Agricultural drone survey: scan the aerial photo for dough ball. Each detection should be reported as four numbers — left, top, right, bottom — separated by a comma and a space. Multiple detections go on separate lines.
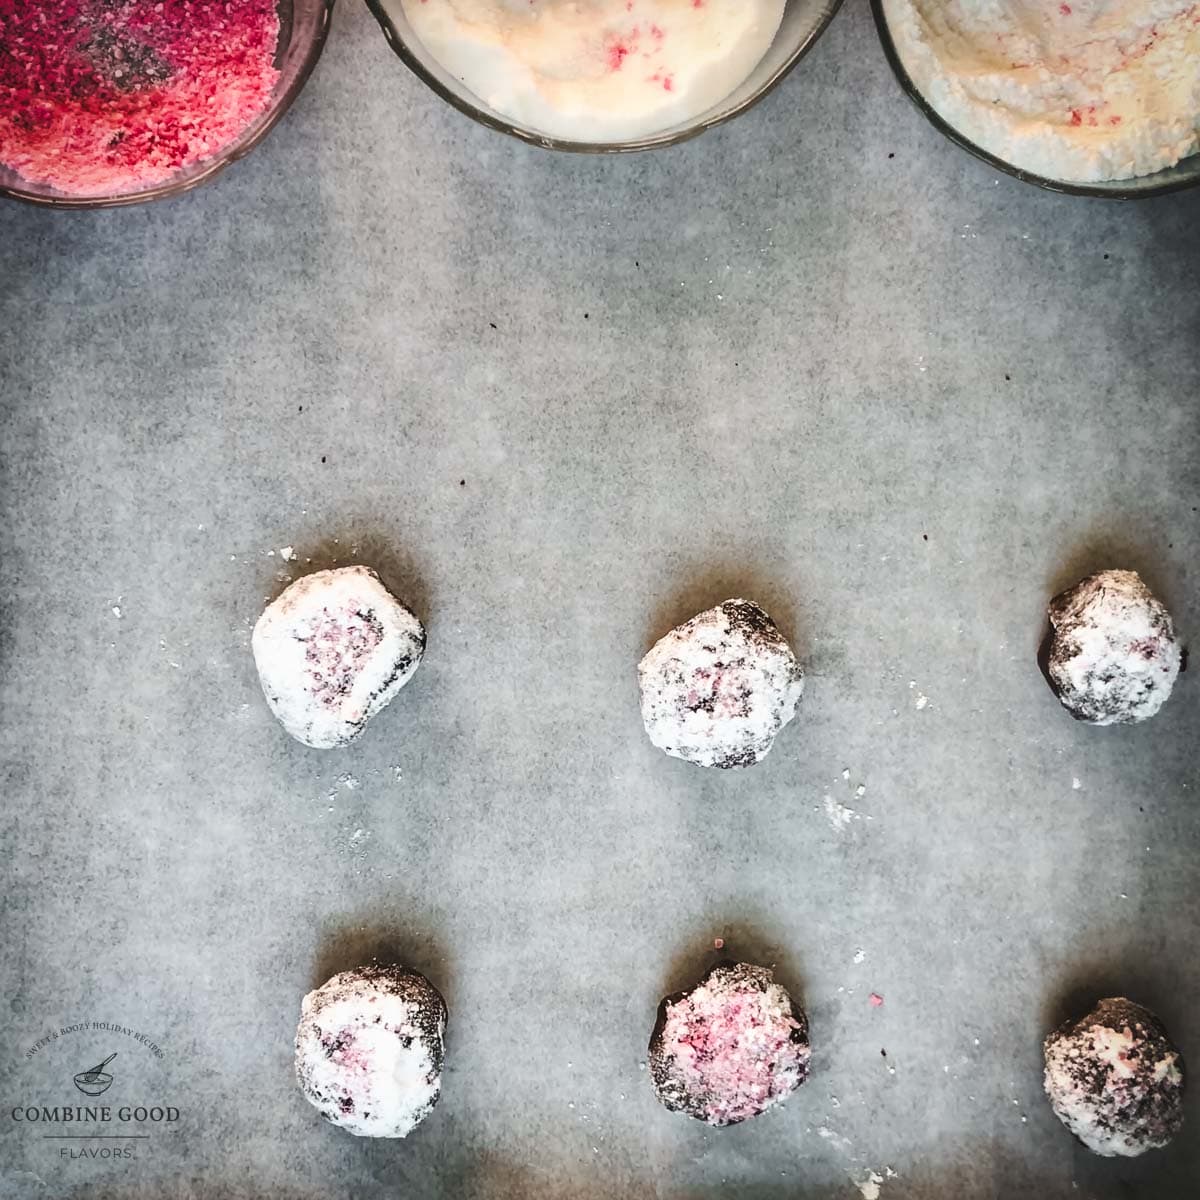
252, 566, 425, 748
648, 961, 810, 1126
1042, 569, 1181, 725
1043, 997, 1185, 1157
295, 964, 446, 1138
638, 599, 804, 768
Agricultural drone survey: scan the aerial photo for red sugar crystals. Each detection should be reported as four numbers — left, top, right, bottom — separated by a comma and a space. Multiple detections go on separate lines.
0, 0, 281, 196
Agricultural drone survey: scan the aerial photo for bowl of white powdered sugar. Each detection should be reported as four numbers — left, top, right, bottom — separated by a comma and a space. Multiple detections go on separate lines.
873, 0, 1200, 197
365, 0, 844, 152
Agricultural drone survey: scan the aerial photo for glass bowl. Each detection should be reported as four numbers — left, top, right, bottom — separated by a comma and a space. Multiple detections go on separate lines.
364, 0, 845, 153
870, 0, 1200, 199
0, 0, 336, 209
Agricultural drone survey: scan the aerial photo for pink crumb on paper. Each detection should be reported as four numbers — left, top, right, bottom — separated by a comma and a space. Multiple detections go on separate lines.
870, 993, 885, 1008
0, 0, 280, 195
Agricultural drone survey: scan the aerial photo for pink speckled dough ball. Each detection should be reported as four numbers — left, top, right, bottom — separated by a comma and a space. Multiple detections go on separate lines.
638, 599, 804, 769
252, 566, 425, 749
295, 965, 446, 1139
649, 961, 810, 1126
1042, 569, 1181, 725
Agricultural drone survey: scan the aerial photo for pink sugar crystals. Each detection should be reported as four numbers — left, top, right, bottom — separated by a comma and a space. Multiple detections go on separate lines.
649, 961, 810, 1126
0, 0, 281, 196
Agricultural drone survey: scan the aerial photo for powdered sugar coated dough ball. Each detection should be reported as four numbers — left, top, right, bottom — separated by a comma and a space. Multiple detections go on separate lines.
638, 599, 804, 769
252, 566, 425, 748
295, 965, 447, 1138
1044, 569, 1181, 725
1043, 997, 1185, 1157
649, 961, 810, 1126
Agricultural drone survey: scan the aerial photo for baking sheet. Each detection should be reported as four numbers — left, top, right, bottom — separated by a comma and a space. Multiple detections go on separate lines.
1, 1, 1198, 1197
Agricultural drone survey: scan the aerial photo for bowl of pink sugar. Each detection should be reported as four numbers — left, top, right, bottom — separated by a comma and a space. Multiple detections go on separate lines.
0, 0, 334, 208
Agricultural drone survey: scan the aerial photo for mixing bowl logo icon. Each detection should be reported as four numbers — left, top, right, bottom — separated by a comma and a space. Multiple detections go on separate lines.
73, 1053, 116, 1097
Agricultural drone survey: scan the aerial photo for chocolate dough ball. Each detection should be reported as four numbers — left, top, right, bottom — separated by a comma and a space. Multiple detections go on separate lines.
1042, 569, 1181, 725
638, 599, 804, 768
253, 565, 424, 748
649, 961, 810, 1126
295, 965, 446, 1138
1043, 996, 1185, 1157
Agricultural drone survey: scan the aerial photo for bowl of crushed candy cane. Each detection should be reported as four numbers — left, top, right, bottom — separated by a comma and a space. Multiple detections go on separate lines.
0, 0, 334, 208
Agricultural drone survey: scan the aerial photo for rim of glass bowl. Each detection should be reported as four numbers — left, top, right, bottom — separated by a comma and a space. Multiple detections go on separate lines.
869, 0, 1200, 200
363, 0, 846, 154
0, 0, 337, 210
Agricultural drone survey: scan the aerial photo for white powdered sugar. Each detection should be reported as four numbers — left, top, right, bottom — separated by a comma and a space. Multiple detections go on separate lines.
295, 966, 446, 1139
823, 794, 862, 832
252, 566, 425, 749
1045, 569, 1181, 725
401, 0, 786, 143
854, 1168, 899, 1199
1043, 997, 1185, 1156
884, 0, 1200, 182
638, 599, 804, 769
